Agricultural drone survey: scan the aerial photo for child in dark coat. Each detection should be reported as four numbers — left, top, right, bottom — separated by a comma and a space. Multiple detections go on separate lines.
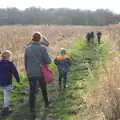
0, 50, 20, 116
54, 48, 71, 88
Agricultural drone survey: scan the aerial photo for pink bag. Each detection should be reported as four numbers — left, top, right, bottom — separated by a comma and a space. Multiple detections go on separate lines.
40, 65, 54, 84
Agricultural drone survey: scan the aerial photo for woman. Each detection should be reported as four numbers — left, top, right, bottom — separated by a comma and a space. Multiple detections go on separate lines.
24, 32, 51, 115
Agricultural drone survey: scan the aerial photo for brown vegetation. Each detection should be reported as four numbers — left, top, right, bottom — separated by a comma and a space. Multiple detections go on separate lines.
0, 25, 105, 71
1, 25, 120, 120
87, 24, 120, 120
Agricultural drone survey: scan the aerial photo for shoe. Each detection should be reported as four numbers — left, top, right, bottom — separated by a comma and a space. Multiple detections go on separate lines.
64, 84, 68, 88
2, 107, 13, 116
65, 85, 69, 88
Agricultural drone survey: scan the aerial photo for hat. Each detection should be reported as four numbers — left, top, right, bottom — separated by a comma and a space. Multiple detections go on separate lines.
60, 48, 66, 54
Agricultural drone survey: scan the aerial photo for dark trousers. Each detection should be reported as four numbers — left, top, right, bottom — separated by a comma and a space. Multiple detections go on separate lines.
28, 77, 48, 110
59, 71, 67, 85
98, 37, 101, 44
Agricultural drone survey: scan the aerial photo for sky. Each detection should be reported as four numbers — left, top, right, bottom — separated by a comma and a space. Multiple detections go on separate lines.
0, 0, 120, 13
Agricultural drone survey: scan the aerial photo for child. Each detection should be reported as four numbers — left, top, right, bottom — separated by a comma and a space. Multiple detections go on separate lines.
0, 50, 20, 116
40, 35, 49, 47
54, 48, 71, 88
86, 32, 91, 46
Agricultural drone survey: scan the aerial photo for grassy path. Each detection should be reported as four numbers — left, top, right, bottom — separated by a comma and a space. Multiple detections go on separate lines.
0, 40, 108, 120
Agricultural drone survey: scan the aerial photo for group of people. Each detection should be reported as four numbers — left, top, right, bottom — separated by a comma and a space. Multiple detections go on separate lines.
0, 32, 71, 117
86, 31, 102, 45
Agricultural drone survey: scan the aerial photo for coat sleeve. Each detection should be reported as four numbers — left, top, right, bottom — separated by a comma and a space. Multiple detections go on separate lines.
42, 47, 51, 65
24, 48, 27, 71
54, 58, 59, 65
66, 58, 72, 67
10, 62, 20, 83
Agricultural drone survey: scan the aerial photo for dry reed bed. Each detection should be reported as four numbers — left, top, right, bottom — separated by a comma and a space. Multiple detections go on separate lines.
0, 25, 104, 70
1, 25, 120, 119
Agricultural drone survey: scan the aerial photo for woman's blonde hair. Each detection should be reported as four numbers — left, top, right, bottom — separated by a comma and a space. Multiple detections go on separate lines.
1, 50, 12, 60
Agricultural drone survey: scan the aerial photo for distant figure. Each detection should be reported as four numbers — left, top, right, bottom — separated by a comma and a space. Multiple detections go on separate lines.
90, 32, 94, 44
24, 32, 51, 118
86, 32, 91, 46
54, 48, 71, 88
97, 32, 102, 44
86, 32, 94, 46
0, 50, 20, 116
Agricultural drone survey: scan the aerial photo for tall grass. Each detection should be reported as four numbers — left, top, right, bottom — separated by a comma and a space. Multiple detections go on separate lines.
0, 24, 120, 119
4, 39, 107, 120
0, 25, 106, 71
87, 24, 120, 120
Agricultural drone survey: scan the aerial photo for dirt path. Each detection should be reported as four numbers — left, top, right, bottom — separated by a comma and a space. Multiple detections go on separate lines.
4, 40, 107, 120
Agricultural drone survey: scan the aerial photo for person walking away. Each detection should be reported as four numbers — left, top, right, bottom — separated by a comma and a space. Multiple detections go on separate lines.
90, 32, 94, 44
54, 48, 71, 88
97, 32, 102, 44
0, 50, 20, 116
86, 32, 91, 46
24, 32, 51, 117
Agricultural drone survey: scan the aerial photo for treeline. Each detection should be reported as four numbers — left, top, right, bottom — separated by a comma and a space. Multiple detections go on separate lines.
0, 7, 120, 26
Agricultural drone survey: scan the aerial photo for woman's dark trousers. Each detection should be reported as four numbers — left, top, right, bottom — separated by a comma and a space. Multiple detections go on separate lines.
28, 77, 48, 111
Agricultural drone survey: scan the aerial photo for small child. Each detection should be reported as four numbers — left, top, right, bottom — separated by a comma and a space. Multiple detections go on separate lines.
40, 35, 49, 47
54, 48, 71, 88
0, 50, 20, 116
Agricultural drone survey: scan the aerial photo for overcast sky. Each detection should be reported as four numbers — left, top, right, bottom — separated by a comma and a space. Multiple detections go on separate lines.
1, 0, 120, 13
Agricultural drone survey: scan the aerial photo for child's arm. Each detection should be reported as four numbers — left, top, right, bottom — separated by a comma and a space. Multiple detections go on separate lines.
42, 47, 51, 65
66, 58, 72, 67
24, 50, 27, 71
54, 58, 59, 65
10, 62, 20, 83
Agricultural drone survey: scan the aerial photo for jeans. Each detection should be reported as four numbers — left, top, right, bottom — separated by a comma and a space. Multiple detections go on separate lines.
58, 71, 68, 86
0, 85, 12, 108
28, 77, 48, 111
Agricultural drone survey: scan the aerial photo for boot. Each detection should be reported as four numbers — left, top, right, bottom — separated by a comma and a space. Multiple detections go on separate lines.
2, 107, 13, 116
64, 84, 68, 88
